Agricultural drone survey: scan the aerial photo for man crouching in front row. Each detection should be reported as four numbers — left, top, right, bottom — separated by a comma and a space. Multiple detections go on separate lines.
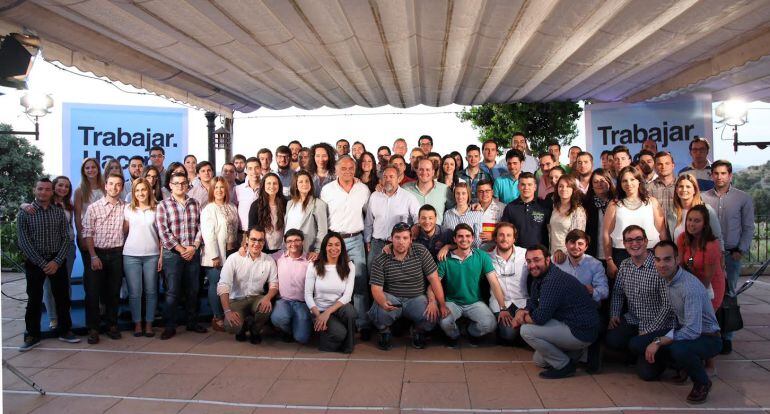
217, 226, 278, 344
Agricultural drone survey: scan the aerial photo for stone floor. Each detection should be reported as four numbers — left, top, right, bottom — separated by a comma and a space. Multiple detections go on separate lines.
3, 271, 770, 414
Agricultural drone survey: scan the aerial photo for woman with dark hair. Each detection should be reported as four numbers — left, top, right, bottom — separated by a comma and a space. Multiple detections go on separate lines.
304, 232, 357, 353
450, 151, 464, 172
285, 171, 328, 260
308, 143, 336, 197
582, 168, 615, 261
162, 162, 186, 199
248, 173, 287, 254
142, 166, 163, 202
603, 166, 667, 278
183, 154, 198, 185
439, 154, 459, 208
549, 176, 586, 255
355, 151, 379, 193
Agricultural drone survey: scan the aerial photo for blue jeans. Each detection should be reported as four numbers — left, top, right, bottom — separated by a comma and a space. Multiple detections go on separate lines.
723, 252, 742, 340
203, 266, 224, 319
43, 240, 75, 321
628, 329, 671, 381
123, 255, 159, 323
162, 248, 201, 329
368, 293, 435, 333
271, 299, 312, 344
669, 335, 722, 385
440, 301, 497, 339
344, 235, 370, 330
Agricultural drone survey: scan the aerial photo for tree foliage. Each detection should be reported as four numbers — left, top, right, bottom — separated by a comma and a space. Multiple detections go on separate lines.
733, 160, 770, 218
0, 123, 45, 222
457, 102, 582, 155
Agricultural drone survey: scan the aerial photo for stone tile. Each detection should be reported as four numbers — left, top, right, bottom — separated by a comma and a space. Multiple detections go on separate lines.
106, 353, 180, 373
716, 361, 770, 382
403, 361, 466, 382
593, 370, 686, 407
7, 349, 74, 368
253, 408, 322, 414
327, 410, 399, 414
466, 364, 542, 409
1, 392, 50, 414
3, 319, 26, 339
349, 340, 406, 360
186, 333, 252, 355
178, 402, 254, 414
279, 359, 346, 380
404, 344, 461, 361
30, 395, 121, 413
733, 340, 770, 359
663, 377, 759, 408
400, 382, 470, 409
722, 378, 770, 406
524, 364, 615, 409
193, 375, 275, 404
261, 379, 337, 405
130, 372, 216, 399
239, 338, 299, 358
51, 350, 126, 371
70, 367, 158, 396
463, 361, 530, 382
734, 328, 767, 341
220, 358, 289, 379
25, 368, 96, 392
329, 376, 402, 407
745, 326, 770, 340
460, 343, 518, 361
340, 360, 404, 381
138, 330, 212, 353
105, 399, 186, 414
3, 366, 44, 390
160, 354, 232, 375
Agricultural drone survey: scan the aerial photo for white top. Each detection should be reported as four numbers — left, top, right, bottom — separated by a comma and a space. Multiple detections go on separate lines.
548, 206, 586, 255
610, 200, 660, 248
488, 247, 529, 311
364, 187, 420, 242
285, 202, 304, 231
320, 179, 370, 234
123, 205, 160, 256
200, 202, 240, 267
81, 188, 104, 220
234, 181, 260, 232
304, 262, 355, 312
216, 251, 278, 299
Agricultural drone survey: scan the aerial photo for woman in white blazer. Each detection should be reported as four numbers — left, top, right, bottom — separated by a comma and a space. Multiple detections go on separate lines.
201, 177, 240, 331
285, 170, 329, 261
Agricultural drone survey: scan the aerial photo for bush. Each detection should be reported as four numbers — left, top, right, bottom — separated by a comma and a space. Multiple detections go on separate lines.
1, 219, 25, 271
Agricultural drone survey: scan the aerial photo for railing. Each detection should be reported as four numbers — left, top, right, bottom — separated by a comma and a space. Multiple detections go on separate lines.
747, 215, 770, 266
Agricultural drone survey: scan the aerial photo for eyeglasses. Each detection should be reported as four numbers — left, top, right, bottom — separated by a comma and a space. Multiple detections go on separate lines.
623, 236, 646, 244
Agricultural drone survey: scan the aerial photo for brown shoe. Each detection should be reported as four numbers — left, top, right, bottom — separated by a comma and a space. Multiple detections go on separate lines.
87, 329, 100, 344
211, 317, 225, 332
686, 381, 712, 404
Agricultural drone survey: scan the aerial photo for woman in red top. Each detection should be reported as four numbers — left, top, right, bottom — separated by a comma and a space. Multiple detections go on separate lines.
676, 204, 725, 310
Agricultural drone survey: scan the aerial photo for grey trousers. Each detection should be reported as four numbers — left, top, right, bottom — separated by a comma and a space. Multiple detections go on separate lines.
316, 303, 357, 353
520, 319, 591, 370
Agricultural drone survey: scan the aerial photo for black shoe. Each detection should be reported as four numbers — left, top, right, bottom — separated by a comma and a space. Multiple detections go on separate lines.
446, 337, 459, 349
377, 332, 392, 351
160, 328, 176, 340
359, 328, 372, 342
106, 326, 122, 340
87, 330, 100, 344
468, 335, 483, 347
235, 331, 248, 342
586, 342, 602, 374
249, 333, 262, 345
412, 331, 426, 349
720, 339, 732, 355
686, 380, 712, 404
186, 324, 208, 334
539, 361, 577, 379
281, 332, 295, 343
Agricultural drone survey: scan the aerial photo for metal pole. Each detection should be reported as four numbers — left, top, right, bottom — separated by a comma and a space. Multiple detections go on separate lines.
224, 117, 234, 162
3, 359, 46, 395
205, 112, 217, 172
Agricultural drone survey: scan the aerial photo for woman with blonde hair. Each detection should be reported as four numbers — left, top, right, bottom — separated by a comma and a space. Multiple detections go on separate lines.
201, 177, 240, 331
74, 158, 105, 266
668, 174, 723, 247
122, 177, 160, 337
549, 175, 586, 255
285, 170, 328, 261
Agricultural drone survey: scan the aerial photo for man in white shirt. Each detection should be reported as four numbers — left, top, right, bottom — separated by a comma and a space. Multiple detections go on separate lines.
496, 132, 538, 174
218, 226, 278, 344
320, 156, 373, 338
365, 166, 420, 271
487, 222, 528, 343
234, 157, 261, 234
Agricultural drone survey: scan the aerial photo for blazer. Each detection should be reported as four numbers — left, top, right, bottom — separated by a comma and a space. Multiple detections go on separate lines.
200, 203, 239, 267
285, 197, 329, 254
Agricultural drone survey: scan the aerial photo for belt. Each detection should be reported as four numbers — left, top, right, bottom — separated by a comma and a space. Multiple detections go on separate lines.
94, 247, 123, 253
338, 231, 362, 239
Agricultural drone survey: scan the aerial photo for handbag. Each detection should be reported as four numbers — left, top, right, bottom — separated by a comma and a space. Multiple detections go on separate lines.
716, 294, 743, 333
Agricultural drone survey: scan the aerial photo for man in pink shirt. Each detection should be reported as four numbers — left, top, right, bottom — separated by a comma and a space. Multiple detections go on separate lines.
270, 229, 313, 343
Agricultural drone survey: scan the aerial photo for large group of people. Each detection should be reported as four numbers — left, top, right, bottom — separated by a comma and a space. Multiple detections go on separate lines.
16, 133, 756, 404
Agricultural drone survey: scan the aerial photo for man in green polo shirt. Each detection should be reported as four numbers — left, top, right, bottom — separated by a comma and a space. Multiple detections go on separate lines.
438, 223, 514, 348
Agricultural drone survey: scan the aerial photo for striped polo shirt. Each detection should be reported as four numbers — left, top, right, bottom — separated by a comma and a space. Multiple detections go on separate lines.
369, 243, 437, 298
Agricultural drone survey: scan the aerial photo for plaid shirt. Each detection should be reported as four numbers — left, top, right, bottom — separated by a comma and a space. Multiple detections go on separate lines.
17, 201, 69, 268
649, 177, 675, 219
157, 195, 202, 250
457, 167, 491, 203
610, 253, 673, 333
82, 197, 126, 249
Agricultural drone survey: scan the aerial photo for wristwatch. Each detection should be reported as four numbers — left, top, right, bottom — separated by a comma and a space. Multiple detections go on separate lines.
654, 337, 662, 345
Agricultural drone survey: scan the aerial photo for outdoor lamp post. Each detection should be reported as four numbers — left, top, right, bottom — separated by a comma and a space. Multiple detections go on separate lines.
715, 99, 770, 151
0, 91, 54, 140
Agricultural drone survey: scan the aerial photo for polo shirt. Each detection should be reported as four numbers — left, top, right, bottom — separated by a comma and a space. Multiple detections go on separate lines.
501, 197, 552, 248
402, 180, 450, 224
370, 243, 437, 298
438, 248, 494, 306
415, 224, 453, 259
480, 162, 507, 179
320, 179, 371, 234
493, 174, 520, 204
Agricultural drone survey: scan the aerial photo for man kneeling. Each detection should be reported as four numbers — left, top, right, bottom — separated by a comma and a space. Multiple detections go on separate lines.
369, 223, 449, 350
515, 245, 600, 379
218, 226, 278, 344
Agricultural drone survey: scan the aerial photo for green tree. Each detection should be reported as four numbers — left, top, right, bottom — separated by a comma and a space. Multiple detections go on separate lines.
457, 102, 582, 155
0, 123, 45, 222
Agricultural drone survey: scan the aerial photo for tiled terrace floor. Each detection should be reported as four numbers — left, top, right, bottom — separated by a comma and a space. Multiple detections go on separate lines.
3, 271, 770, 414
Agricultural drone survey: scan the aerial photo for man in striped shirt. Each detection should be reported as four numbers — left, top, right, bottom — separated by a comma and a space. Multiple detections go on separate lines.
157, 172, 206, 340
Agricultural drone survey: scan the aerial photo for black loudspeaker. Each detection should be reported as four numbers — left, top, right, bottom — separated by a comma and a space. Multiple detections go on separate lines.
0, 34, 35, 88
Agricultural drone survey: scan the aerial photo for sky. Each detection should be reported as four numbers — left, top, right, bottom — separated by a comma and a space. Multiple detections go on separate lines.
1, 58, 769, 177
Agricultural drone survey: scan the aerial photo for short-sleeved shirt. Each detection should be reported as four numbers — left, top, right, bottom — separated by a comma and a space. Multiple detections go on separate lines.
370, 243, 437, 298
415, 224, 454, 260
493, 174, 520, 204
501, 197, 552, 248
438, 248, 494, 306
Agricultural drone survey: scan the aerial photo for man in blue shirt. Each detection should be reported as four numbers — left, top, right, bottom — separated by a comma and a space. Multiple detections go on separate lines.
493, 149, 524, 204
514, 245, 599, 379
645, 241, 721, 404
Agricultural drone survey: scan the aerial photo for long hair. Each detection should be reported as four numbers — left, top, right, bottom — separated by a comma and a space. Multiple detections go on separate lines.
552, 175, 582, 215
102, 159, 122, 183
314, 232, 351, 280
207, 177, 231, 204
79, 158, 104, 203
615, 166, 649, 204
453, 182, 471, 207
308, 143, 336, 176
450, 151, 464, 171
438, 154, 458, 186
129, 178, 157, 210
355, 152, 379, 191
683, 204, 716, 253
673, 174, 704, 227
290, 170, 315, 211
52, 176, 73, 212
585, 168, 616, 201
142, 165, 163, 201
164, 162, 184, 191
255, 173, 287, 232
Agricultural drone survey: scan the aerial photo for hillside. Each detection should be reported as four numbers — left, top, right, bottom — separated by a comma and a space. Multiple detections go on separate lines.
733, 161, 770, 217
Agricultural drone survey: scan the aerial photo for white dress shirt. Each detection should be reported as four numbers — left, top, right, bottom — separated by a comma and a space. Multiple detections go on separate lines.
320, 179, 370, 234
216, 251, 278, 299
364, 187, 420, 242
487, 246, 529, 311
